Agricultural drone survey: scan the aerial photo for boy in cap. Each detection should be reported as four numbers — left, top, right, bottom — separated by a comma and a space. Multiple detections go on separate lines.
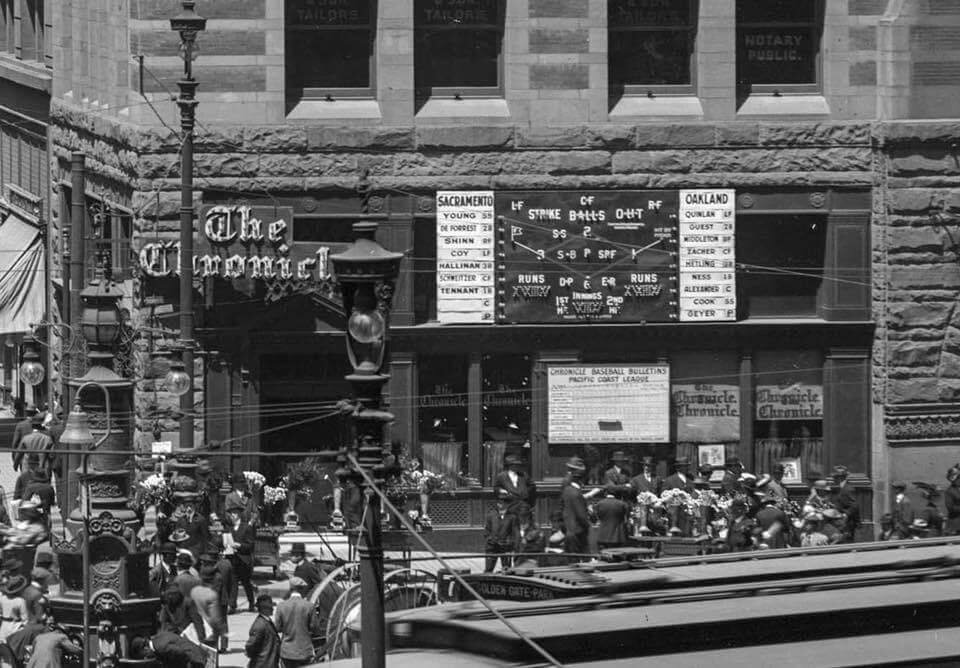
891, 480, 913, 540
483, 496, 517, 572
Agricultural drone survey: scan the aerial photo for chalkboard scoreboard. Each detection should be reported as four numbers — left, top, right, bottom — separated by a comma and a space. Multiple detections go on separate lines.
434, 189, 736, 325
496, 191, 678, 323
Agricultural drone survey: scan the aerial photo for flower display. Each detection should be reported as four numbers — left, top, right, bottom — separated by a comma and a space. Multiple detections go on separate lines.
263, 485, 287, 506
243, 471, 266, 490
635, 491, 661, 507
695, 489, 720, 510
408, 469, 448, 495
659, 489, 697, 514
135, 473, 172, 510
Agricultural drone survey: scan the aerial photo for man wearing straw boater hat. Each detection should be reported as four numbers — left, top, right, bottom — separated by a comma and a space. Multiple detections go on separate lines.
561, 456, 591, 559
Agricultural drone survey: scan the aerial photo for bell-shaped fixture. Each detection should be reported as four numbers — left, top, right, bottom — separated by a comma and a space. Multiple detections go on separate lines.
58, 403, 95, 448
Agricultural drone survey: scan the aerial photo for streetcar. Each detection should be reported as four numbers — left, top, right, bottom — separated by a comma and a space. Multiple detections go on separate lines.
322, 536, 960, 667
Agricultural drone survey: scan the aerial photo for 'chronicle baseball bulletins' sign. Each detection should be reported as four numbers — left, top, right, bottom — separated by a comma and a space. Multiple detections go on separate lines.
139, 205, 340, 284
497, 191, 679, 323
548, 365, 670, 444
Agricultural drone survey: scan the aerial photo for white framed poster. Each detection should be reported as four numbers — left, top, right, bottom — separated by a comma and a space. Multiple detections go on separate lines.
547, 365, 670, 443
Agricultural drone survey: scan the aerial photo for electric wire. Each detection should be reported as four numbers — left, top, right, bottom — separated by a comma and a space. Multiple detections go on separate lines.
348, 453, 565, 668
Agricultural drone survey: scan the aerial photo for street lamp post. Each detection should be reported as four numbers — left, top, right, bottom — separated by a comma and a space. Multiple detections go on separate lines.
170, 1, 206, 452
331, 222, 403, 668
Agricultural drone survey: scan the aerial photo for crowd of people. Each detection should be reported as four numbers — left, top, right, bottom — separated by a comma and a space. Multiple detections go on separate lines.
484, 451, 960, 569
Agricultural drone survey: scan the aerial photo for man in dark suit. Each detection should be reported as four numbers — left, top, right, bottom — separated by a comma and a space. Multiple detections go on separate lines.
9, 404, 35, 471
227, 507, 257, 613
630, 457, 661, 496
721, 457, 744, 497
603, 451, 633, 496
831, 465, 860, 542
754, 494, 789, 549
14, 414, 54, 475
275, 577, 316, 667
630, 456, 661, 496
595, 486, 631, 550
561, 457, 591, 558
149, 543, 178, 598
662, 457, 694, 493
142, 631, 207, 668
493, 454, 537, 516
246, 593, 280, 668
225, 472, 258, 522
945, 465, 960, 535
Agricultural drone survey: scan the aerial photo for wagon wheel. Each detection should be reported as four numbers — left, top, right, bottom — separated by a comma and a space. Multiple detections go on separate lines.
309, 562, 359, 657
323, 567, 440, 661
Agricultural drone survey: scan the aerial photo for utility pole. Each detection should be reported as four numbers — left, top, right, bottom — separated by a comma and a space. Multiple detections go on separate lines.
170, 1, 206, 451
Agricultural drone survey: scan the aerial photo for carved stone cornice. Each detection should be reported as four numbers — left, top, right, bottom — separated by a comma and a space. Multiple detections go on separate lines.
885, 403, 960, 445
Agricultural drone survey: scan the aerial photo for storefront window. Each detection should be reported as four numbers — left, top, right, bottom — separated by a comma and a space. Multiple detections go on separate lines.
482, 354, 531, 484
608, 0, 696, 93
418, 355, 468, 484
753, 350, 824, 482
672, 352, 741, 474
737, 214, 826, 318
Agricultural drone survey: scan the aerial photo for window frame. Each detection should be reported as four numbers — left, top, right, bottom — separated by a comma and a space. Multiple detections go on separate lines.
414, 0, 504, 101
284, 0, 378, 102
608, 0, 699, 98
735, 0, 824, 98
19, 0, 43, 64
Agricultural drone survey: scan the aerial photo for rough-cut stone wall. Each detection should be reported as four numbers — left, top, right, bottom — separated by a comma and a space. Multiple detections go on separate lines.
877, 122, 960, 405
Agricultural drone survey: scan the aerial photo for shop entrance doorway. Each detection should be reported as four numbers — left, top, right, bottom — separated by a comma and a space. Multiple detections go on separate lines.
259, 352, 352, 530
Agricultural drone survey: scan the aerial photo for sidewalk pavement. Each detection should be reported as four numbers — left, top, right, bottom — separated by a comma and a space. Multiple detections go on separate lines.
215, 550, 487, 666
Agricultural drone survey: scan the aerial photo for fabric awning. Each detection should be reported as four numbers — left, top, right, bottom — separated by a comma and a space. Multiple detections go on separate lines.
0, 213, 44, 336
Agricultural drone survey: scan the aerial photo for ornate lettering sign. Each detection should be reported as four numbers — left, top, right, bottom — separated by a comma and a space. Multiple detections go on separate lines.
673, 383, 740, 442
755, 384, 823, 420
138, 206, 337, 286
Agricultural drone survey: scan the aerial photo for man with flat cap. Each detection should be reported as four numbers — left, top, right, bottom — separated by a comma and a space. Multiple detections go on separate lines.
830, 465, 860, 541
662, 457, 694, 493
630, 456, 661, 496
561, 457, 591, 559
493, 454, 537, 517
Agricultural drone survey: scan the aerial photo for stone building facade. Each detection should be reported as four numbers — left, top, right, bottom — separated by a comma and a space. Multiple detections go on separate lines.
7, 0, 959, 531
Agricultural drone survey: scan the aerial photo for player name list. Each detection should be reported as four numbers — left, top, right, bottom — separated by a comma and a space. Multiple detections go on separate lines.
677, 189, 736, 322
436, 191, 496, 324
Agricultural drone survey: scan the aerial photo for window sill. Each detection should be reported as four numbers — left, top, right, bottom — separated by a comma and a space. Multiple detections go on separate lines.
415, 97, 510, 122
736, 94, 830, 118
0, 56, 50, 94
286, 99, 382, 122
609, 95, 704, 120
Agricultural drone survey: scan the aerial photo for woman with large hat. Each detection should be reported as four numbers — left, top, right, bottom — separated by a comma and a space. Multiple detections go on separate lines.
0, 574, 27, 642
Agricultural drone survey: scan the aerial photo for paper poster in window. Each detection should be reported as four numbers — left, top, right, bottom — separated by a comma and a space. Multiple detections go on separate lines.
698, 444, 725, 469
776, 457, 802, 484
673, 383, 740, 442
